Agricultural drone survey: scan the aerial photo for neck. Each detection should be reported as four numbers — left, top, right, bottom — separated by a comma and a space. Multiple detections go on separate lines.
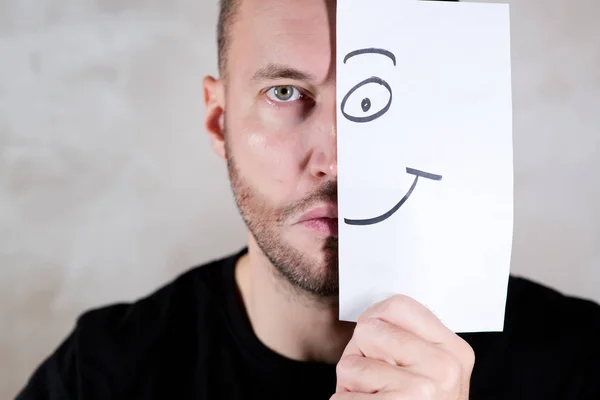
235, 237, 355, 364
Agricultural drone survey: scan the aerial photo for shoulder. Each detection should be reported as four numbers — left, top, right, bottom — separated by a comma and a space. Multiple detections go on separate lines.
505, 276, 600, 393
78, 252, 231, 331
75, 250, 241, 354
17, 250, 241, 399
465, 276, 600, 398
74, 251, 235, 340
505, 275, 600, 337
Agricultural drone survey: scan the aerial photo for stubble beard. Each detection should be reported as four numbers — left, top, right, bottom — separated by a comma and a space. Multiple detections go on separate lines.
224, 134, 339, 298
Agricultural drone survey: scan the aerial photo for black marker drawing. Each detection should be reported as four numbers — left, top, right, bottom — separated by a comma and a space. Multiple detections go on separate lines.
341, 48, 443, 225
344, 168, 443, 226
341, 48, 396, 124
344, 48, 397, 66
340, 77, 392, 123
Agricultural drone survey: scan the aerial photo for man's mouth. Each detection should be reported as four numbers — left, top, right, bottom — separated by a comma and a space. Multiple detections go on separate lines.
344, 167, 442, 226
298, 218, 339, 236
295, 205, 339, 236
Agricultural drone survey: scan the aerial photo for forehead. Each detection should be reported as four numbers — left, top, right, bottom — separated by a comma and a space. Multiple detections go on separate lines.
229, 0, 335, 83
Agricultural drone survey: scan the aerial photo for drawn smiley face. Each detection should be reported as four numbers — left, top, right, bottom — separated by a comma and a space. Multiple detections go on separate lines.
340, 48, 443, 226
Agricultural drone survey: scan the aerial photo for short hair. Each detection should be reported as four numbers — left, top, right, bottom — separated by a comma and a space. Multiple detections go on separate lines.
217, 0, 239, 77
216, 0, 458, 77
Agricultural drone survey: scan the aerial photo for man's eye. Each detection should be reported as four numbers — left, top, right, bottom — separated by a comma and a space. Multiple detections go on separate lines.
266, 85, 303, 102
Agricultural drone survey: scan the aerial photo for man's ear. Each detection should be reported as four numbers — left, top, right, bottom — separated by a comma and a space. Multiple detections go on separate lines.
203, 76, 226, 159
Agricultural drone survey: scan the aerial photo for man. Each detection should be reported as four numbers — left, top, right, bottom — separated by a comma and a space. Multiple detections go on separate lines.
17, 0, 600, 399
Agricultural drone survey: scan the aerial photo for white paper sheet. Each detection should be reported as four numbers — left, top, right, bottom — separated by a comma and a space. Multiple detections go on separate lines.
337, 0, 513, 332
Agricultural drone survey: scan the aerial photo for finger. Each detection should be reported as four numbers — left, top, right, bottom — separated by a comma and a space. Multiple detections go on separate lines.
359, 295, 452, 345
341, 318, 464, 386
342, 317, 432, 367
336, 354, 436, 394
358, 295, 475, 366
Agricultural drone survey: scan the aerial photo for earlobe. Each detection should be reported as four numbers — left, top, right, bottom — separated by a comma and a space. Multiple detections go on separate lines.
203, 76, 226, 159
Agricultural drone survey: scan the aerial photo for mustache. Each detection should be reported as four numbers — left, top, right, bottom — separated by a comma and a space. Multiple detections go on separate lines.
279, 180, 338, 222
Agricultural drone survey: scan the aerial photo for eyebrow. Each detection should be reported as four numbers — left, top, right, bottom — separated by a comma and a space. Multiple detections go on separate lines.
343, 48, 396, 66
251, 64, 316, 82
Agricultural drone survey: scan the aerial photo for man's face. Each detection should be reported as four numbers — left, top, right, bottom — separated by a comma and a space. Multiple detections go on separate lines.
221, 0, 338, 296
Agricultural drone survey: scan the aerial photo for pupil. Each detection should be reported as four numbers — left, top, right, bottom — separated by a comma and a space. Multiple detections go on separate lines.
361, 98, 371, 112
276, 86, 292, 100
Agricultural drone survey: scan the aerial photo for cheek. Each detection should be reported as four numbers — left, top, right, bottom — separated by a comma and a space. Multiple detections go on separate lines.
230, 113, 304, 202
248, 127, 299, 182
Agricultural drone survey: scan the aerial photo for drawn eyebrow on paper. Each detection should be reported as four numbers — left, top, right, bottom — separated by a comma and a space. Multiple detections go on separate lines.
344, 168, 443, 226
343, 48, 397, 66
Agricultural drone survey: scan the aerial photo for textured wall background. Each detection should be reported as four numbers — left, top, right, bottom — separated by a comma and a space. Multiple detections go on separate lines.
1, 0, 599, 397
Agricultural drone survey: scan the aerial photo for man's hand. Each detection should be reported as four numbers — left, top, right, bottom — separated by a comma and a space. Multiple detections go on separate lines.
333, 295, 475, 399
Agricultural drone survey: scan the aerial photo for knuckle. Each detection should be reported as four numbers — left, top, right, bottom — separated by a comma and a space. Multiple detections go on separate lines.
356, 311, 374, 325
386, 294, 411, 313
358, 299, 381, 321
335, 358, 347, 377
358, 294, 417, 322
355, 316, 380, 339
446, 361, 463, 387
336, 354, 365, 378
357, 306, 380, 324
357, 306, 372, 323
462, 341, 476, 368
412, 376, 438, 399
438, 353, 463, 390
452, 336, 476, 370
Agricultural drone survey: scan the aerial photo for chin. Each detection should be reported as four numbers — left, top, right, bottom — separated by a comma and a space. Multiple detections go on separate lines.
259, 230, 339, 297
292, 235, 339, 274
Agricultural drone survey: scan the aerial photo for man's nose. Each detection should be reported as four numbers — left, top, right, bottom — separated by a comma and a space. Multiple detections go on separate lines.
308, 102, 338, 179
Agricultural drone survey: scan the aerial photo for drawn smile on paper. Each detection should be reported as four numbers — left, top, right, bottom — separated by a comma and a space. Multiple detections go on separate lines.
344, 168, 442, 226
341, 47, 443, 226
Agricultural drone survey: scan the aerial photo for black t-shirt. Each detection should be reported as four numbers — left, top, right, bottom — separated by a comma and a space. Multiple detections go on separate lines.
17, 248, 600, 399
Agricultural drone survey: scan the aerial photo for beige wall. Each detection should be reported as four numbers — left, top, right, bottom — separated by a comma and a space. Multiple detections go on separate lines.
1, 0, 599, 397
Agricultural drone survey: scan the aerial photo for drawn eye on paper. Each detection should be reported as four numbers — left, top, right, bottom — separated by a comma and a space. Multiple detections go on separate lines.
341, 47, 443, 226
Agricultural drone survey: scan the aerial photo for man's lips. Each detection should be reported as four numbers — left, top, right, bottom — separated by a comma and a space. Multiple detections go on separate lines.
296, 206, 338, 223
295, 205, 339, 236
